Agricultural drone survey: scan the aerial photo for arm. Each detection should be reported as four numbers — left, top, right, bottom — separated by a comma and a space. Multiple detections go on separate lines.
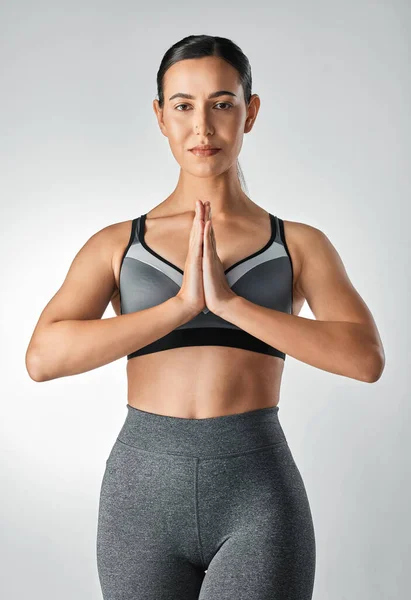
216, 223, 385, 383
25, 223, 196, 382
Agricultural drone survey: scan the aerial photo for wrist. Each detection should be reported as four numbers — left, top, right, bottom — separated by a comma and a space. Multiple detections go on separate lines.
214, 293, 241, 319
173, 295, 202, 321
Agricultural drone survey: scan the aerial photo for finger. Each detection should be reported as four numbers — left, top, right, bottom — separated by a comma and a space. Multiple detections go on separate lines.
196, 200, 205, 226
194, 200, 199, 225
205, 201, 210, 221
204, 219, 211, 252
198, 203, 206, 243
191, 201, 199, 240
192, 201, 203, 249
189, 202, 197, 244
199, 200, 205, 222
210, 218, 216, 253
208, 219, 216, 256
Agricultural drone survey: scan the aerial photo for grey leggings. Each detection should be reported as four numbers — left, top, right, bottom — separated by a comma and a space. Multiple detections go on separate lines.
97, 404, 316, 599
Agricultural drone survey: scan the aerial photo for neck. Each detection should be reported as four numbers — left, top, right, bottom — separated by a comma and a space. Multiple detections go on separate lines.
165, 163, 254, 219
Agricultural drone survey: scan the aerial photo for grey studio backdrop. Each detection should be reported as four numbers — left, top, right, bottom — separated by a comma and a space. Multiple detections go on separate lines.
1, 1, 409, 599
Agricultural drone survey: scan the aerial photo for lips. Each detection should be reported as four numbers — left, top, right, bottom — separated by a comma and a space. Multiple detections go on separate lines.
190, 147, 221, 157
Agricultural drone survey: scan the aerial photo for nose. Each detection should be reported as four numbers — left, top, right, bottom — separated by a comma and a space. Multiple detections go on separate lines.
194, 113, 214, 136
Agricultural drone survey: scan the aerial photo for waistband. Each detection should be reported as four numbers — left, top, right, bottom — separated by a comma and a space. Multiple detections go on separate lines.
116, 404, 287, 458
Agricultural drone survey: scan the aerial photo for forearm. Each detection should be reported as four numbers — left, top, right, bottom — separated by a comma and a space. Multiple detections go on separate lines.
217, 296, 383, 382
26, 297, 196, 382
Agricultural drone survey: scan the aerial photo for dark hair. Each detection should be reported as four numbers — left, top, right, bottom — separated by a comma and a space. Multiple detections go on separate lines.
156, 34, 252, 195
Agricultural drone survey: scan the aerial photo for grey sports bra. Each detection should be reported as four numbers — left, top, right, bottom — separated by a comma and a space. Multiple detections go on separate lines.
119, 213, 294, 360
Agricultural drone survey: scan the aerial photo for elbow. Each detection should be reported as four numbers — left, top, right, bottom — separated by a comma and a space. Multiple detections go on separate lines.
25, 351, 50, 382
361, 346, 385, 383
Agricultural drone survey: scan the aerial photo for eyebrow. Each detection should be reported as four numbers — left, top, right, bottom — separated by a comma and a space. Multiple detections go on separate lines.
168, 90, 237, 101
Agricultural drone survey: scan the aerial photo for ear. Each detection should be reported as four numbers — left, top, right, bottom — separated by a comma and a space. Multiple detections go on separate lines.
244, 94, 260, 133
152, 99, 168, 138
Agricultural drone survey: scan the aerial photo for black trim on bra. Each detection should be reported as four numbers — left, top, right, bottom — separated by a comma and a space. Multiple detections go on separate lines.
139, 213, 184, 274
225, 213, 277, 274
278, 218, 294, 312
127, 327, 286, 360
139, 212, 277, 275
119, 218, 138, 316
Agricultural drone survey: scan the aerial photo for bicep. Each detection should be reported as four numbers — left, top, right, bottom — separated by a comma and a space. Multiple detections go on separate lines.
29, 225, 117, 344
296, 224, 379, 333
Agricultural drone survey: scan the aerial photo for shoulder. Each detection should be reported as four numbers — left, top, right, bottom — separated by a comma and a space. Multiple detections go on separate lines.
283, 217, 353, 304
281, 218, 330, 296
105, 219, 139, 292
59, 218, 140, 311
282, 218, 328, 250
282, 215, 323, 233
104, 218, 136, 248
283, 220, 328, 252
283, 219, 341, 267
83, 218, 134, 248
78, 219, 137, 299
87, 219, 135, 262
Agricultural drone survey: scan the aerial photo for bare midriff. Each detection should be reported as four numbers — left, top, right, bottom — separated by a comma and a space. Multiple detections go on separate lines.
111, 205, 305, 419
125, 346, 285, 419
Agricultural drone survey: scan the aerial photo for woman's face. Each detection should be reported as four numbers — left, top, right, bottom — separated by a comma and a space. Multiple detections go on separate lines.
153, 56, 259, 177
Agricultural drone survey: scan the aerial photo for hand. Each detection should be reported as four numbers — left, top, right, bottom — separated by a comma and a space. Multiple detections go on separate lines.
176, 200, 206, 316
202, 201, 238, 315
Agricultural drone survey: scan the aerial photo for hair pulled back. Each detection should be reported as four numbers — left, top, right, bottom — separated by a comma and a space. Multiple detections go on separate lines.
156, 34, 252, 194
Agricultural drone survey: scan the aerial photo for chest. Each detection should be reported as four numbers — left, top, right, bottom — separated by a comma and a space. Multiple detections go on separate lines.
142, 213, 275, 275
111, 213, 304, 317
120, 214, 294, 316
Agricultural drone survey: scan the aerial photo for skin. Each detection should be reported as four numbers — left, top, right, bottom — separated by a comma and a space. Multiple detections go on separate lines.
119, 56, 298, 417
108, 55, 384, 418
26, 54, 384, 407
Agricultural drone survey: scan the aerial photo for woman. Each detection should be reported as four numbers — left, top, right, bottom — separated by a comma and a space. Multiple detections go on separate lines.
26, 34, 385, 600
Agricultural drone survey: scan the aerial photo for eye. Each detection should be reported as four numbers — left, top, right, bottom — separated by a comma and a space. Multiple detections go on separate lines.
174, 102, 233, 111
214, 102, 233, 110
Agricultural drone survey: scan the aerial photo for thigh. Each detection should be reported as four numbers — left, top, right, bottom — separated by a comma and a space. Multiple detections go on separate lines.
199, 530, 315, 600
197, 442, 316, 600
96, 440, 205, 600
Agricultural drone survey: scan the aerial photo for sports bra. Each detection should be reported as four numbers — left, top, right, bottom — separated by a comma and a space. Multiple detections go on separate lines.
119, 212, 294, 360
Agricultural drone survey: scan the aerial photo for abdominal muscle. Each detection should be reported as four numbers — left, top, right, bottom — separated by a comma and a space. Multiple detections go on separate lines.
110, 214, 304, 419
125, 346, 284, 419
